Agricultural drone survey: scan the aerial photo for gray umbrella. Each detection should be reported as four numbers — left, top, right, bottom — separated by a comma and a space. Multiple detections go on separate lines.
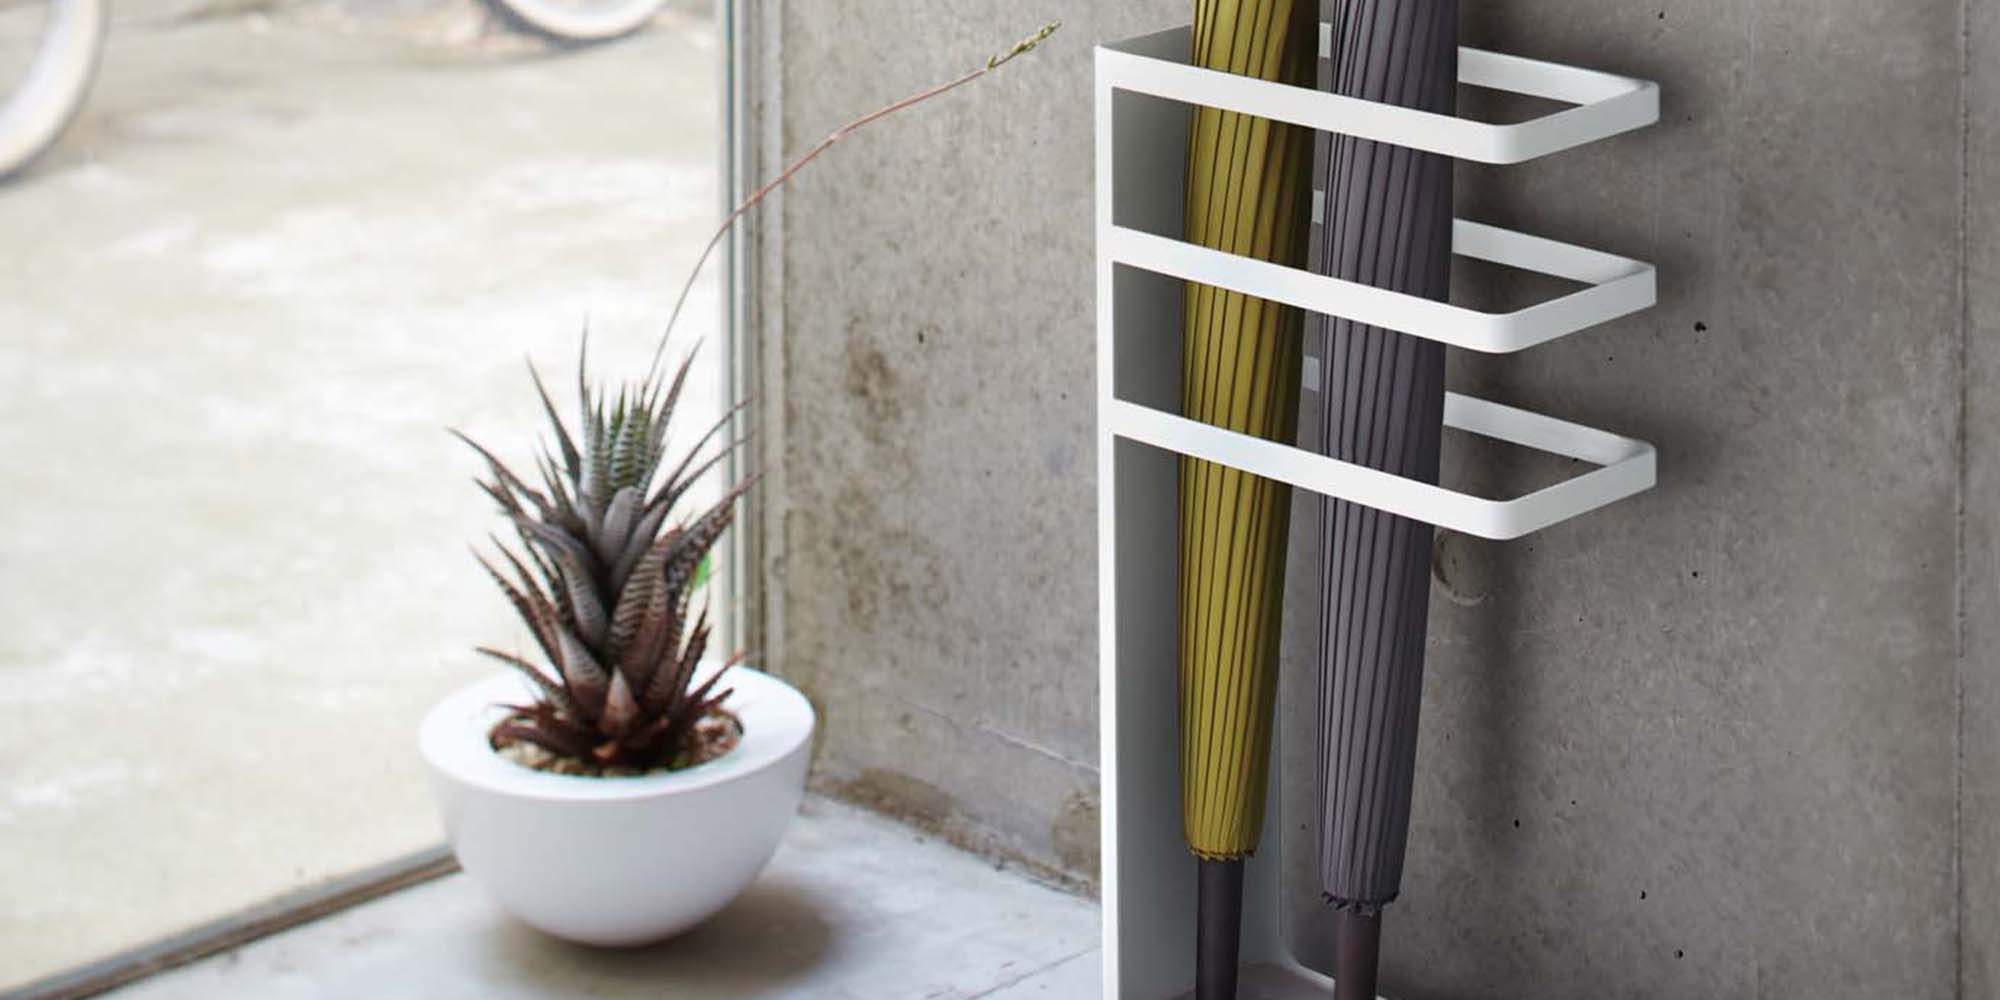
1307, 2, 1459, 998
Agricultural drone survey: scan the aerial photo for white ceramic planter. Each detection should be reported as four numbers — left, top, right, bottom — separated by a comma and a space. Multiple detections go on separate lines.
420, 666, 814, 946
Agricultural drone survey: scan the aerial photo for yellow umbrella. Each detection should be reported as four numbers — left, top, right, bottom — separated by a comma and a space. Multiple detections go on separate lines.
1178, 1, 1317, 996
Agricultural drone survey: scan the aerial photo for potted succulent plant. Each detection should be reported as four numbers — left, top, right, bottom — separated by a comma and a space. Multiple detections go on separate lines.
419, 21, 1060, 948
421, 347, 814, 946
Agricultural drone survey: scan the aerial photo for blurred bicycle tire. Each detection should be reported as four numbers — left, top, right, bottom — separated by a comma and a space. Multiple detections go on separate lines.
0, 0, 106, 181
480, 0, 669, 44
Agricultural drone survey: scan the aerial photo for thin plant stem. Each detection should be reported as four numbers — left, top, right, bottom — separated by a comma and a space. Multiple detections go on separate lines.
647, 20, 1061, 376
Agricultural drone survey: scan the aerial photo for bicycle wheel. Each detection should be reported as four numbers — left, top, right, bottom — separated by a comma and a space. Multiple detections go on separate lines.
0, 0, 105, 181
481, 0, 670, 44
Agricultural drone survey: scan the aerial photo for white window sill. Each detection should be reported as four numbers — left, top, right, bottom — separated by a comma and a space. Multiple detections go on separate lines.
105, 797, 1099, 999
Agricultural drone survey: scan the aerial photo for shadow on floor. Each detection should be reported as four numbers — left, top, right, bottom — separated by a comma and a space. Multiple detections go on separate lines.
485, 879, 837, 994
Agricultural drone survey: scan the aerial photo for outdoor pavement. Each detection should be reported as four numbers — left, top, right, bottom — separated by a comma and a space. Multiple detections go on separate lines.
0, 1, 729, 985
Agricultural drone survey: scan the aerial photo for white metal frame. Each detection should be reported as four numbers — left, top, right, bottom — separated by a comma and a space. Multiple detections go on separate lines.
1097, 25, 1661, 999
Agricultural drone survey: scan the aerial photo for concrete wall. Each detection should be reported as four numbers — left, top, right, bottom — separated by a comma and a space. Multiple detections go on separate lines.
1965, 1, 2000, 997
738, 3, 1167, 884
744, 2, 1996, 996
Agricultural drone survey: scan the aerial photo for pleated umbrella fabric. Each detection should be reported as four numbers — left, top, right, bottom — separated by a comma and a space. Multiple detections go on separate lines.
1178, 0, 1319, 862
1308, 0, 1457, 911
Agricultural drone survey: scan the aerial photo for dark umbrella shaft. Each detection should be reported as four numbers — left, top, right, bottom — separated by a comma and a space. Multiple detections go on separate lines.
1309, 0, 1459, 993
1196, 859, 1246, 999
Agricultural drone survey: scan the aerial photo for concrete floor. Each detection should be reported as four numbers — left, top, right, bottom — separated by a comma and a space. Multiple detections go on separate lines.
108, 797, 1102, 1000
0, 2, 726, 985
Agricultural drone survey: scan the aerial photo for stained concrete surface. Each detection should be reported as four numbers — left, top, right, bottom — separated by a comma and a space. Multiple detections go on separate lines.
1962, 0, 2000, 996
0, 3, 723, 986
748, 2, 1164, 893
749, 2, 1993, 997
107, 797, 1100, 1000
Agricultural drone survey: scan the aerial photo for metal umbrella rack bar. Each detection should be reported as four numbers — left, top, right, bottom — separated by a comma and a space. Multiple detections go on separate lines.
1096, 24, 1660, 1000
